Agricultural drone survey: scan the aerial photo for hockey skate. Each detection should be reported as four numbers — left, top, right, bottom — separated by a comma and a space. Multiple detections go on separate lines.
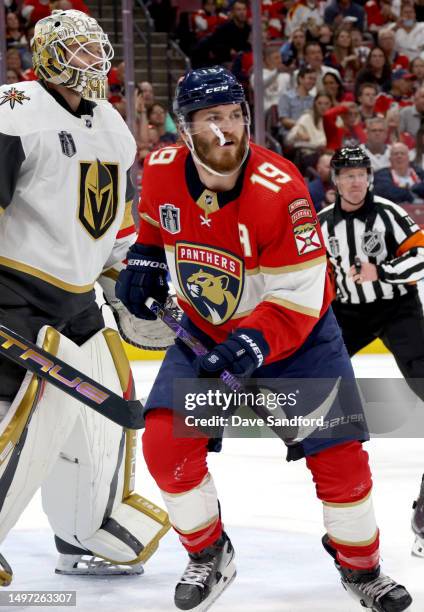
322, 535, 412, 612
174, 531, 236, 611
411, 473, 424, 557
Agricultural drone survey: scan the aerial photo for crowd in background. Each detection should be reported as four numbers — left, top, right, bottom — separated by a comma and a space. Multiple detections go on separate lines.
4, 0, 424, 214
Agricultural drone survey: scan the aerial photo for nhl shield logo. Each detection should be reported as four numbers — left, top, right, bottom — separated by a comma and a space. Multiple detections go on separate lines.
176, 242, 244, 325
59, 131, 76, 158
361, 231, 384, 257
160, 203, 181, 234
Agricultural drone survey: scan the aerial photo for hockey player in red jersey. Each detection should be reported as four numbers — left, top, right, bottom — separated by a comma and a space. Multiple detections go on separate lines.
117, 67, 412, 611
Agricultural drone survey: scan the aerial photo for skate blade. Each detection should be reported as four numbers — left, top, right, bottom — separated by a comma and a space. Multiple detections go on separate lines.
191, 561, 237, 612
55, 566, 144, 576
411, 535, 424, 557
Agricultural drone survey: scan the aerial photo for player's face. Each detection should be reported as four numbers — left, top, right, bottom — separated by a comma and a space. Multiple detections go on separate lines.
336, 168, 369, 207
190, 104, 248, 174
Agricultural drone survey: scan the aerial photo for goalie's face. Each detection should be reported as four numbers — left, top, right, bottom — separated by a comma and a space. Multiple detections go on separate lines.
65, 40, 107, 72
188, 104, 249, 174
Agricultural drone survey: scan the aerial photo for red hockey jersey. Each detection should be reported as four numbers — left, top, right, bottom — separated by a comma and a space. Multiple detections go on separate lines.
137, 143, 333, 363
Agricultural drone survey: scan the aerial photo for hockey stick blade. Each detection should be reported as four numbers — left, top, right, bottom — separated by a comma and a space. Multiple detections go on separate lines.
0, 326, 144, 429
146, 299, 336, 443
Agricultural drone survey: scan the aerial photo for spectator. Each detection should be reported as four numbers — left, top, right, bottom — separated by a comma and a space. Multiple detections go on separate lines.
147, 103, 178, 145
411, 57, 424, 90
365, 0, 397, 32
262, 0, 285, 39
250, 45, 291, 112
355, 46, 392, 98
324, 0, 365, 32
323, 101, 367, 150
21, 0, 51, 24
357, 82, 378, 121
191, 0, 227, 41
285, 0, 323, 38
361, 116, 391, 172
6, 68, 19, 84
378, 27, 409, 71
394, 3, 424, 60
399, 86, 424, 137
107, 61, 125, 101
412, 126, 424, 171
318, 23, 334, 57
307, 151, 336, 211
136, 80, 177, 134
299, 41, 341, 93
6, 48, 24, 80
374, 142, 424, 204
373, 69, 416, 115
321, 71, 352, 103
278, 66, 317, 134
325, 27, 360, 81
280, 28, 306, 70
350, 28, 370, 67
205, 0, 251, 66
286, 92, 332, 151
386, 105, 416, 150
6, 12, 27, 48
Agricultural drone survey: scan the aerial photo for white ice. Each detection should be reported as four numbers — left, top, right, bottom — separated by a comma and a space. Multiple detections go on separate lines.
3, 354, 424, 612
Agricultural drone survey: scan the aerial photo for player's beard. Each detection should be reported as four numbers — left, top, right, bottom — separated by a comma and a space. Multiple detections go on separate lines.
192, 130, 248, 174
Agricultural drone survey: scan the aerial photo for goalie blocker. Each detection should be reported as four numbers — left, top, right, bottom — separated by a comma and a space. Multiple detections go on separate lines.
0, 325, 170, 582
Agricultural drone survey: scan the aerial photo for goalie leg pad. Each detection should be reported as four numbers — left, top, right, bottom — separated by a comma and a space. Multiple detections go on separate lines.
42, 328, 170, 566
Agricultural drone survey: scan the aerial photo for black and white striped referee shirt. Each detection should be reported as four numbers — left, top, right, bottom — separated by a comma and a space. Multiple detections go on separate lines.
318, 194, 424, 304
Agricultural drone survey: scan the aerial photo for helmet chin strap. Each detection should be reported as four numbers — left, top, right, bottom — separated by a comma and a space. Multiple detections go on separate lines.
182, 121, 250, 178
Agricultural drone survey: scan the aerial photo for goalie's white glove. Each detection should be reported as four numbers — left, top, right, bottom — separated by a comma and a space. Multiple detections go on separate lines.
98, 266, 177, 351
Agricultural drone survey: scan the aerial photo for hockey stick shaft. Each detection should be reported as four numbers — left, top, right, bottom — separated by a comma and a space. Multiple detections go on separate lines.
0, 326, 144, 429
145, 299, 243, 392
146, 299, 337, 444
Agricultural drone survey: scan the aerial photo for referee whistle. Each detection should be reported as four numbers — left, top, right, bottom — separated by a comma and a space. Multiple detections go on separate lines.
354, 256, 362, 274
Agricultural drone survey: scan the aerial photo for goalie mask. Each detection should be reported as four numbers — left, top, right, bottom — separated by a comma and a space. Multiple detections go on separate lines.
31, 9, 113, 100
173, 66, 251, 177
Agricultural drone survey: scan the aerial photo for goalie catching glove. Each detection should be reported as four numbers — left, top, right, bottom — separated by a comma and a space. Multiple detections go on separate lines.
195, 329, 269, 378
98, 246, 176, 350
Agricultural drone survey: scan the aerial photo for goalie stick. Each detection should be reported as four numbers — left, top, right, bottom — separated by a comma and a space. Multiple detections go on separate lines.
0, 326, 144, 429
146, 299, 339, 444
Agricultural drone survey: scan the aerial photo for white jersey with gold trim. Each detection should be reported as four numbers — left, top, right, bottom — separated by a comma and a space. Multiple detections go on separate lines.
0, 80, 136, 299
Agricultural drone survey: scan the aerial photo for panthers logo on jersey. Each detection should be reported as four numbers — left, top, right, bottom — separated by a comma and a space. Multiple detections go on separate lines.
78, 160, 119, 239
176, 243, 244, 325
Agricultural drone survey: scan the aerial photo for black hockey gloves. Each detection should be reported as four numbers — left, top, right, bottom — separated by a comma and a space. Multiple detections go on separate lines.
195, 329, 269, 379
116, 244, 169, 320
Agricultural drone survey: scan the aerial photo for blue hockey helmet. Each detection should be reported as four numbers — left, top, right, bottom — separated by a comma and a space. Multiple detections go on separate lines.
173, 66, 251, 177
173, 66, 246, 120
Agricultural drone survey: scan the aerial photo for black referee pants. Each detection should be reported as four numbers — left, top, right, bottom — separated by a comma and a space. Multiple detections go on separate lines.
0, 284, 105, 402
333, 292, 424, 401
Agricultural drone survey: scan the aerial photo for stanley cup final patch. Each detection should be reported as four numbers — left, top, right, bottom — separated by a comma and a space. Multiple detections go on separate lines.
160, 203, 181, 234
294, 222, 322, 255
59, 131, 77, 157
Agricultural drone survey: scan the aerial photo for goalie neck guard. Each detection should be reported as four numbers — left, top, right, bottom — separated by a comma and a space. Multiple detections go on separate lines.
31, 9, 113, 100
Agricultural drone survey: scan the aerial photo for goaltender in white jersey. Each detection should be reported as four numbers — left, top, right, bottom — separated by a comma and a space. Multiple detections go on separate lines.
0, 10, 169, 586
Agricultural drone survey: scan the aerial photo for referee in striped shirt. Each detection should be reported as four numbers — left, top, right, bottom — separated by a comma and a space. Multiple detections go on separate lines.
318, 146, 424, 400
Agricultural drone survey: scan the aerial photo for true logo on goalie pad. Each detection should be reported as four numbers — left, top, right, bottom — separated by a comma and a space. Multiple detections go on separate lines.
160, 204, 181, 234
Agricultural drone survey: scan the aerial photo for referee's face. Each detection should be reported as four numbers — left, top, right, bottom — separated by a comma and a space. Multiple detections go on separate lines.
336, 168, 368, 209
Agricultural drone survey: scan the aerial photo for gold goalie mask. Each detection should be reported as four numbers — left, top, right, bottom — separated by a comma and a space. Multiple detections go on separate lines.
31, 9, 113, 100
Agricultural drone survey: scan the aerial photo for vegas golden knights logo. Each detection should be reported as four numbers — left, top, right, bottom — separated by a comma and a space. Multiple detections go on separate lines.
78, 160, 119, 239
